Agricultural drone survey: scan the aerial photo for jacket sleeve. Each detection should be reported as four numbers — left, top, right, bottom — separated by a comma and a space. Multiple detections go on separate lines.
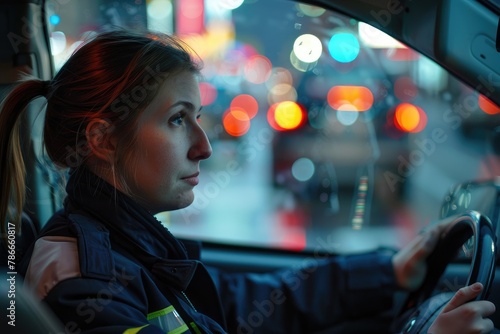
207, 249, 399, 334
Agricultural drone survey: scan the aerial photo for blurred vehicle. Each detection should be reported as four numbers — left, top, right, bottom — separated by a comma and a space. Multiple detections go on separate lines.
1, 0, 500, 332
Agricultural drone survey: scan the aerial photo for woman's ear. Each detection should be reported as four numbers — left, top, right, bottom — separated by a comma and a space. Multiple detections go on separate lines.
86, 119, 117, 163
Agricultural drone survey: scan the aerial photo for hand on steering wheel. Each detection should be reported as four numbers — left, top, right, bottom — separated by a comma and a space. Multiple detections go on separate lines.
392, 210, 496, 333
427, 282, 496, 334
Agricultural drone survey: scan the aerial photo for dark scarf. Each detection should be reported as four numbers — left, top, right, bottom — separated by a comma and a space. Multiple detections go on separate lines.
64, 166, 189, 262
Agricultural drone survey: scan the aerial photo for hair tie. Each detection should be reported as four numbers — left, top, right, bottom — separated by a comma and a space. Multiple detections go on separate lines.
41, 80, 51, 97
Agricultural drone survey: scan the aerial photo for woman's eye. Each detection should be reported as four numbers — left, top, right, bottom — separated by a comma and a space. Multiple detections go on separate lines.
170, 113, 185, 126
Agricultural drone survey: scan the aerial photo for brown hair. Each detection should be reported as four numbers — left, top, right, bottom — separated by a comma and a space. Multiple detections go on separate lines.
0, 30, 201, 235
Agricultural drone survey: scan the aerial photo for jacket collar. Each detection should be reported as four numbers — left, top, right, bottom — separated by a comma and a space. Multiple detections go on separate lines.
65, 166, 196, 289
64, 167, 227, 328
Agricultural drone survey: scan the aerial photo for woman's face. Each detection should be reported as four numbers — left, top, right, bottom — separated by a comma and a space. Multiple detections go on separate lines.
122, 70, 212, 213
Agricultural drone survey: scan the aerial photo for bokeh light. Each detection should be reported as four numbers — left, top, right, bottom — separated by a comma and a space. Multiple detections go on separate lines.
147, 0, 172, 19
179, 0, 203, 18
328, 32, 360, 63
268, 84, 297, 104
337, 110, 359, 126
244, 55, 272, 84
49, 14, 61, 26
327, 86, 373, 111
223, 109, 251, 136
394, 103, 427, 133
181, 20, 235, 59
265, 67, 293, 89
296, 4, 326, 17
290, 50, 317, 72
199, 82, 217, 106
275, 102, 304, 130
273, 209, 307, 251
358, 22, 405, 49
218, 0, 244, 10
147, 0, 173, 33
478, 95, 500, 115
292, 158, 315, 182
176, 0, 204, 34
293, 34, 323, 63
267, 101, 305, 131
49, 31, 66, 56
230, 94, 259, 119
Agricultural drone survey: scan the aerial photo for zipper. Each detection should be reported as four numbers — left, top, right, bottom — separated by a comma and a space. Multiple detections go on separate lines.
181, 290, 197, 312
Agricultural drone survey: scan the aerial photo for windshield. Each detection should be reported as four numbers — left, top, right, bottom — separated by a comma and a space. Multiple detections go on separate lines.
46, 0, 500, 253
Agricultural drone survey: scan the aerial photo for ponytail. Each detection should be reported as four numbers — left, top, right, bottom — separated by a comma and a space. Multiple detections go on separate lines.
0, 79, 47, 237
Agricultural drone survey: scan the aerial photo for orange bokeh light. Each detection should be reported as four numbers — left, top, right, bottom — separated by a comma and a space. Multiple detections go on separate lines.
394, 103, 427, 133
223, 109, 250, 136
230, 94, 259, 119
478, 95, 500, 115
267, 101, 305, 131
327, 86, 374, 111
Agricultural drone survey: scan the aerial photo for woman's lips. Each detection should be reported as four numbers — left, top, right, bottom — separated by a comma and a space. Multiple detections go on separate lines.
182, 173, 199, 186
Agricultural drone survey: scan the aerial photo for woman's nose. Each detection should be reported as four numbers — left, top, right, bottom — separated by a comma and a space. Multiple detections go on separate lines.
189, 124, 212, 161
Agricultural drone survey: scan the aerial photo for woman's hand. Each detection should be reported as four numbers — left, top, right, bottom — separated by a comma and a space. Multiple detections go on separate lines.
392, 221, 449, 291
428, 282, 496, 334
392, 222, 496, 333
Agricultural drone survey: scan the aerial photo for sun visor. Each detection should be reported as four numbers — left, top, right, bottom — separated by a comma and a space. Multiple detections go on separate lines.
433, 0, 500, 105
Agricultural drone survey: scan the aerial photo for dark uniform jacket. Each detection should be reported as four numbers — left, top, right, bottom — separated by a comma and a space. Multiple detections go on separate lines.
21, 167, 399, 333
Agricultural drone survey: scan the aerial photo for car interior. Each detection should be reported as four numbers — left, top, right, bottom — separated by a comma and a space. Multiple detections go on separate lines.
1, 0, 500, 333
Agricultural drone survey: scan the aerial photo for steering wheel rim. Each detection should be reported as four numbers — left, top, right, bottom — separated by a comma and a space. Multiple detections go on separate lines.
392, 210, 496, 333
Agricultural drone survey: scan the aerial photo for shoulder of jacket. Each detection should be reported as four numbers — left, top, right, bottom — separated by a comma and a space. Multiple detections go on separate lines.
24, 213, 115, 299
67, 213, 115, 280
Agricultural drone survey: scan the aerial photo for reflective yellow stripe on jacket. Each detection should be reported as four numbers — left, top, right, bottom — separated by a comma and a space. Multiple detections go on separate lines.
123, 325, 149, 334
147, 306, 190, 334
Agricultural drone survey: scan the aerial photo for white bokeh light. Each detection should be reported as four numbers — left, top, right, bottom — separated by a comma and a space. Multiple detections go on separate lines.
337, 108, 359, 126
147, 0, 173, 33
49, 31, 66, 56
293, 34, 322, 63
219, 0, 244, 10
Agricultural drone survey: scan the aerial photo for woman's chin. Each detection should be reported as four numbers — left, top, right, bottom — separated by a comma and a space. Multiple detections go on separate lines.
142, 195, 194, 214
169, 194, 195, 211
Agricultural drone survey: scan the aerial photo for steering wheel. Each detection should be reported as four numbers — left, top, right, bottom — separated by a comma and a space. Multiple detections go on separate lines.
391, 210, 496, 333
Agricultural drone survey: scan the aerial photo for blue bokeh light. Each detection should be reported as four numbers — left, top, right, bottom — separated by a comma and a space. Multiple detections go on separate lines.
328, 32, 360, 63
49, 14, 61, 26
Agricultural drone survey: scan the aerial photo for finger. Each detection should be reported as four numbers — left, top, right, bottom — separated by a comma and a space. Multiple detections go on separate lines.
470, 300, 497, 317
454, 303, 496, 332
442, 283, 483, 313
482, 317, 496, 333
456, 299, 497, 319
